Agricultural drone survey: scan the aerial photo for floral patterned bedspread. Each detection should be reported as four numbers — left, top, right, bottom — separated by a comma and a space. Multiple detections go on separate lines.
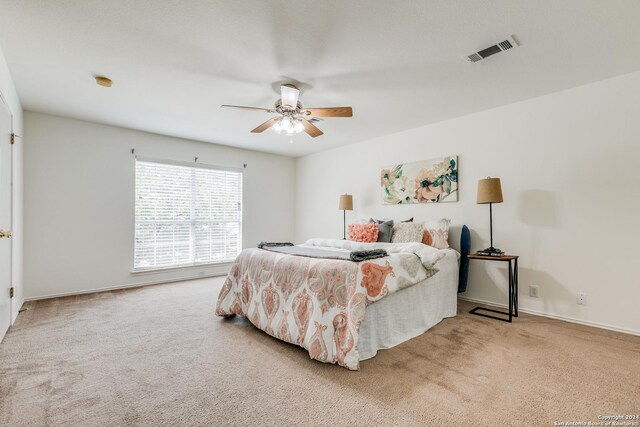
215, 239, 446, 370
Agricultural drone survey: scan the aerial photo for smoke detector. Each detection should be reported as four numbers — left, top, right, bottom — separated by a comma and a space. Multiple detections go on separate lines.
465, 36, 520, 63
95, 76, 113, 87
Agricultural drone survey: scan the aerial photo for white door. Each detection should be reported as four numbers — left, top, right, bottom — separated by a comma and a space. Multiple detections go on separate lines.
0, 96, 12, 342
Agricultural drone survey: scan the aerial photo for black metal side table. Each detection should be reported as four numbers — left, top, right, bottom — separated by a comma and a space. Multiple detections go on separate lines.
468, 254, 519, 323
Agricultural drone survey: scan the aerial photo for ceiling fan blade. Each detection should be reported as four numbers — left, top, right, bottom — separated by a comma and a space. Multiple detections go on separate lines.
301, 118, 324, 138
251, 117, 279, 133
221, 105, 275, 113
304, 107, 353, 118
280, 84, 300, 109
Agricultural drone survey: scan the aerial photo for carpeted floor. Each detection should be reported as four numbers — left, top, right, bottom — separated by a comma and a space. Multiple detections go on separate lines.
1, 278, 638, 426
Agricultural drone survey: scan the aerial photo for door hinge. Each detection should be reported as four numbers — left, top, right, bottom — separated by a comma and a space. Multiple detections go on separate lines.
11, 133, 15, 145
9, 287, 14, 298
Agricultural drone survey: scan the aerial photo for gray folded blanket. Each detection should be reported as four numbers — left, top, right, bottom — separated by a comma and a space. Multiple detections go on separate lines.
349, 249, 388, 262
258, 243, 388, 262
257, 242, 294, 249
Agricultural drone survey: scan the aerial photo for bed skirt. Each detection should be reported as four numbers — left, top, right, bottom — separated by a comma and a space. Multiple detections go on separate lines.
358, 249, 459, 360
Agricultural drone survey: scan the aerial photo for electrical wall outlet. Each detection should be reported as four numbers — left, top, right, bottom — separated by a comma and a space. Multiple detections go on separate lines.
577, 293, 587, 305
529, 285, 539, 298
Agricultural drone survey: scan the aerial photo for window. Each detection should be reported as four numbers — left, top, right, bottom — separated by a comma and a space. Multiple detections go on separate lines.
134, 158, 242, 271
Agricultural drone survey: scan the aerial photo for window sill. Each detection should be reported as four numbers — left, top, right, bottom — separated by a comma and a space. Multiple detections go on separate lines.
130, 261, 234, 276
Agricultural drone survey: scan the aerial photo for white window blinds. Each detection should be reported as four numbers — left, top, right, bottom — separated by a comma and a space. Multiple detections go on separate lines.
134, 158, 242, 271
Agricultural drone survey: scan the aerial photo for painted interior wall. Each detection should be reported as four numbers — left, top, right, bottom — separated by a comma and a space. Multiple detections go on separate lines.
0, 45, 24, 323
295, 71, 640, 335
24, 112, 296, 299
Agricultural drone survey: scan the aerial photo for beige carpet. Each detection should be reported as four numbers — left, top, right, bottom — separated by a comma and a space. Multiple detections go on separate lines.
1, 278, 638, 427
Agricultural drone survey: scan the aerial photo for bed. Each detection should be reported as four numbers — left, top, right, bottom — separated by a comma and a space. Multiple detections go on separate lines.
215, 237, 463, 370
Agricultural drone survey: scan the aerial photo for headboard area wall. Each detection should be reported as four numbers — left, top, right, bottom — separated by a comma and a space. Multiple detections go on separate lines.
294, 70, 640, 335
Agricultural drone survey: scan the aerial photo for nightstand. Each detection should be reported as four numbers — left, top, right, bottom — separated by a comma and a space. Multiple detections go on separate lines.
467, 254, 519, 323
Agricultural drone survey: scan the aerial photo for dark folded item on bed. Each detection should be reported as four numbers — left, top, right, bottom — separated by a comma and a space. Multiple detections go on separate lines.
349, 249, 388, 262
257, 242, 294, 249
260, 244, 388, 262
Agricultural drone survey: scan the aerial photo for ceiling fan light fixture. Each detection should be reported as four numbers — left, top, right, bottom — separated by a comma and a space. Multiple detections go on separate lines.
280, 84, 300, 109
273, 116, 302, 134
272, 116, 304, 135
222, 83, 351, 138
281, 116, 293, 131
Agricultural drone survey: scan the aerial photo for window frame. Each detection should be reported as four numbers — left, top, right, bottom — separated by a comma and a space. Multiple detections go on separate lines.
132, 156, 243, 273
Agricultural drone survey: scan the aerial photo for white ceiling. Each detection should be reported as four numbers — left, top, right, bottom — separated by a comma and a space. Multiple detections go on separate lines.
1, 0, 640, 157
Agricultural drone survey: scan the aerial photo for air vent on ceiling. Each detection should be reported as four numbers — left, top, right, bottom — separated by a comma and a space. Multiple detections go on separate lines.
465, 36, 519, 63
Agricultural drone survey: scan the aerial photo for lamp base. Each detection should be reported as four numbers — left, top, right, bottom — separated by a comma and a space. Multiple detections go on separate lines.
477, 246, 504, 256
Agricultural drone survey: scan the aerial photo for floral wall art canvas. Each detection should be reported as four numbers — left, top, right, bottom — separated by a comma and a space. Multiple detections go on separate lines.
381, 155, 458, 204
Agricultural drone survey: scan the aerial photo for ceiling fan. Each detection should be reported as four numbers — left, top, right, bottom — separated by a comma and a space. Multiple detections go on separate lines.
221, 84, 352, 138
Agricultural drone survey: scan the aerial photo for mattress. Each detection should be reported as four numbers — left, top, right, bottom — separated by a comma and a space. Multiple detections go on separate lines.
358, 249, 459, 360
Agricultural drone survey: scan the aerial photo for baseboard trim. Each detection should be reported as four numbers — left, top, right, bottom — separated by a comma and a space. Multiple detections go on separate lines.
24, 273, 228, 302
458, 296, 640, 337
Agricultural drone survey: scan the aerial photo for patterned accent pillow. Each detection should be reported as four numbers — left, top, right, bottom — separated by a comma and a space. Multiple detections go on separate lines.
348, 223, 379, 243
422, 218, 451, 249
391, 222, 423, 243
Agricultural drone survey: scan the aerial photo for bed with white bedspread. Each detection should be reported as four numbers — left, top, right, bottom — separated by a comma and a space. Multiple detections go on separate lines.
215, 238, 459, 370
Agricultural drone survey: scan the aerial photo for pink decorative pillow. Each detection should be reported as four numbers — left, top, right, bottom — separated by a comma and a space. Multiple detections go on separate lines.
348, 223, 379, 243
422, 218, 451, 249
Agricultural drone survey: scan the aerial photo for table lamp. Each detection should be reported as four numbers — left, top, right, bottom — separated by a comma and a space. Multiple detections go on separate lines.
476, 177, 503, 255
338, 194, 353, 240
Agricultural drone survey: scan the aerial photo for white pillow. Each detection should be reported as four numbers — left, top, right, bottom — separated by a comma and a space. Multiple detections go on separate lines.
391, 222, 424, 243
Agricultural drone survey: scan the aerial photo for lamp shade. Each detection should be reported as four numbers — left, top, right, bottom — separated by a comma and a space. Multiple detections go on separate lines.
477, 178, 503, 204
338, 194, 353, 210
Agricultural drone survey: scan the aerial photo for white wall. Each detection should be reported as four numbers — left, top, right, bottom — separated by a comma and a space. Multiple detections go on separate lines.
24, 112, 296, 299
0, 45, 24, 323
295, 71, 640, 335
